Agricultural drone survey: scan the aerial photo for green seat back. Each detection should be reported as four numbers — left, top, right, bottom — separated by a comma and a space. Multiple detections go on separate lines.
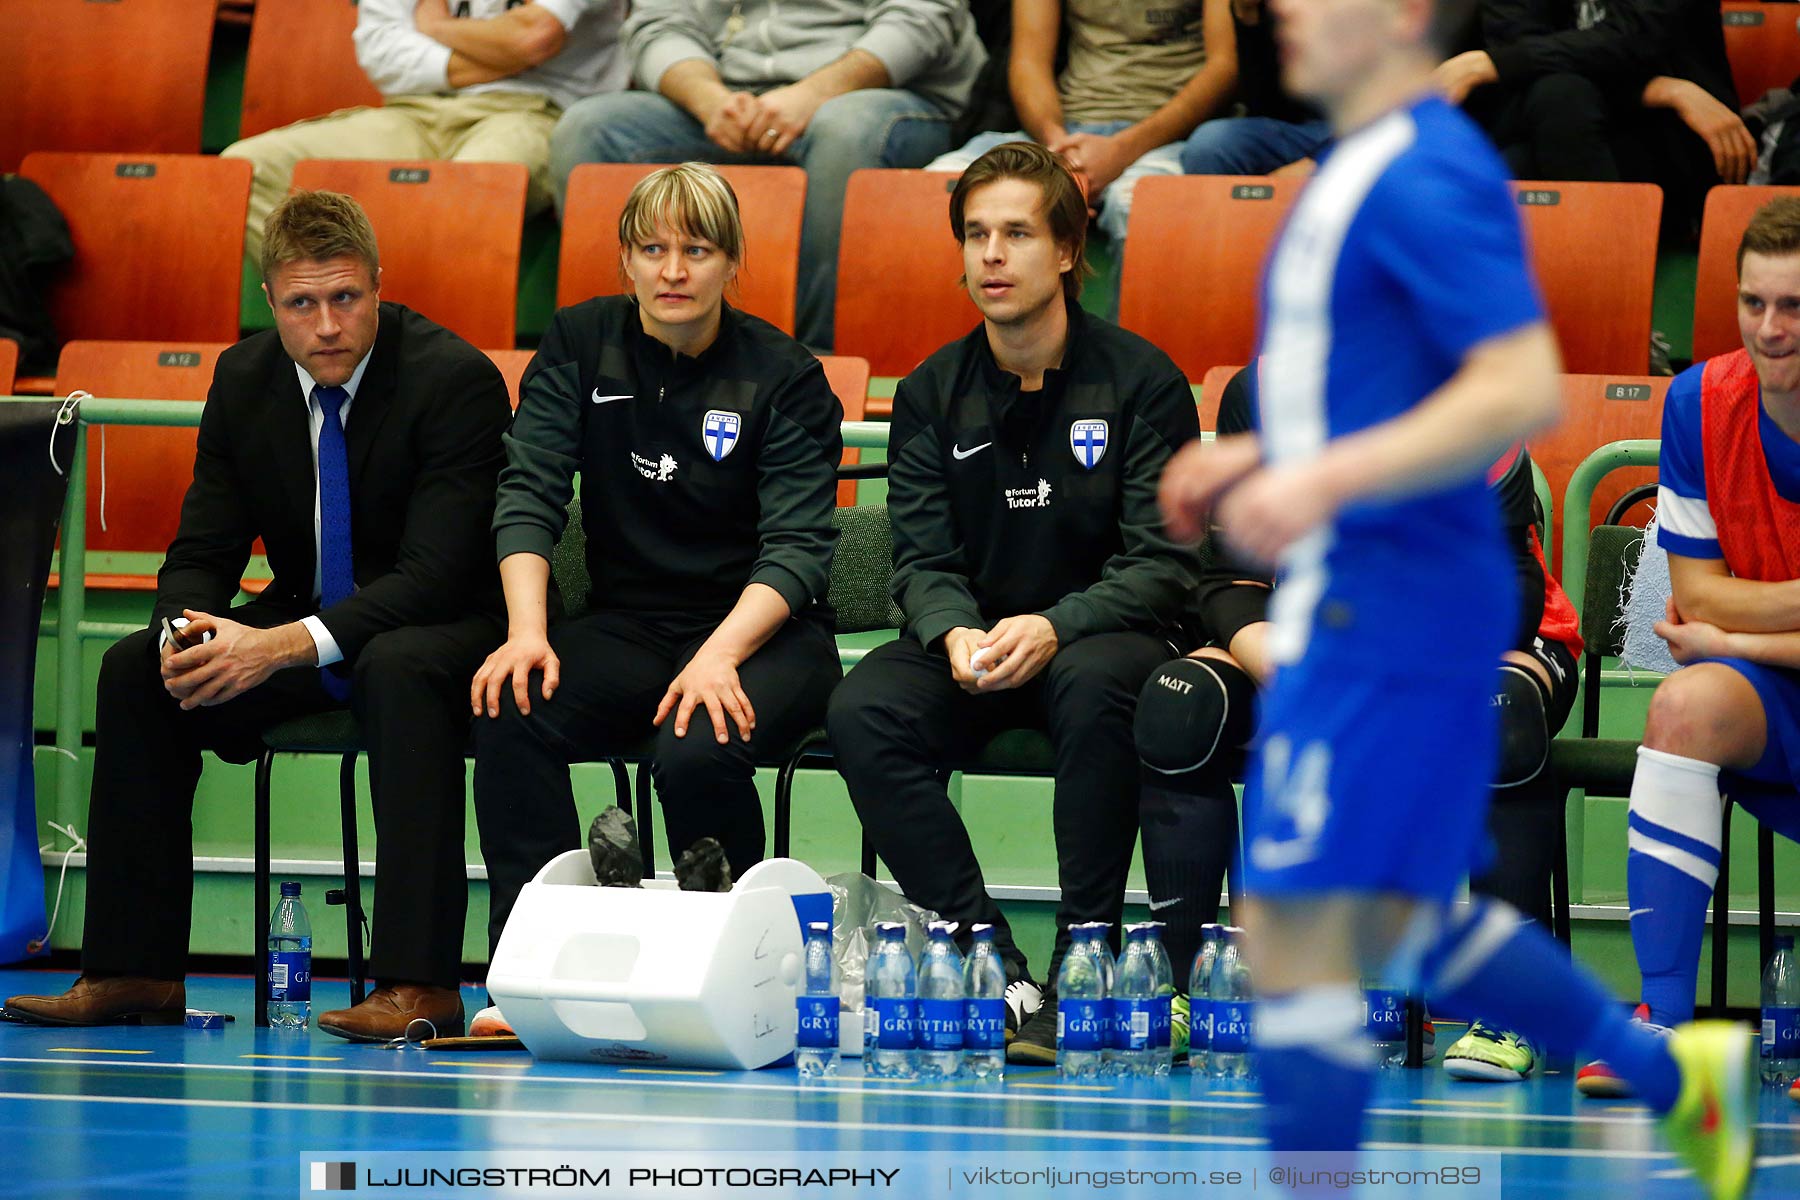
829, 504, 903, 633
1581, 524, 1647, 658
550, 498, 589, 619
549, 500, 902, 633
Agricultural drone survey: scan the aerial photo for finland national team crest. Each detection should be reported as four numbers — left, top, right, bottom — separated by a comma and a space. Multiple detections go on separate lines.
702, 409, 741, 462
1070, 419, 1108, 469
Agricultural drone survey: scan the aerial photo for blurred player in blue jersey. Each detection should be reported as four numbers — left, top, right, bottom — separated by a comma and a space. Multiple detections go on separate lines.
1157, 0, 1757, 1187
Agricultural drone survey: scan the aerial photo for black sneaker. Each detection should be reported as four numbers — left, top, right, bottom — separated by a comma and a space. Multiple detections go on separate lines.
1007, 990, 1058, 1065
1003, 979, 1043, 1043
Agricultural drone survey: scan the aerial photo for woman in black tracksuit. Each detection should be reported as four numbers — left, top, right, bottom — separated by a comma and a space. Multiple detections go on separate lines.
471, 164, 843, 955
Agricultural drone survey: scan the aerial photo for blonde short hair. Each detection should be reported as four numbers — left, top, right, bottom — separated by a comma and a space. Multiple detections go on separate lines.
618, 163, 745, 263
262, 189, 379, 284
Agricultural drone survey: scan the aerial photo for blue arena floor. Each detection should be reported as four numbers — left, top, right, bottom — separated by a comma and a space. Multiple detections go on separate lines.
3, 968, 1799, 1198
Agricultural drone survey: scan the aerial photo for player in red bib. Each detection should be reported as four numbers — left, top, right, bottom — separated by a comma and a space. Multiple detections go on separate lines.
1579, 197, 1800, 1102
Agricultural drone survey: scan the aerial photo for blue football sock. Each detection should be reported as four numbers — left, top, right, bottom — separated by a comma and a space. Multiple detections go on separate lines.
1254, 985, 1373, 1152
1626, 747, 1724, 1027
1423, 899, 1681, 1112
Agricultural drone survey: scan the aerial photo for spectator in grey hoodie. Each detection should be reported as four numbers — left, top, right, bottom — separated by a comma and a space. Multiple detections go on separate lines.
548, 0, 986, 350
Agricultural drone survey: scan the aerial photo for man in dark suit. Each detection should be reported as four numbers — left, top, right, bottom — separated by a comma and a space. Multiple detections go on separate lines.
3, 191, 509, 1041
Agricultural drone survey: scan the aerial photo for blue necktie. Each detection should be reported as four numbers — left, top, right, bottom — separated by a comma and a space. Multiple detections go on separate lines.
315, 385, 353, 701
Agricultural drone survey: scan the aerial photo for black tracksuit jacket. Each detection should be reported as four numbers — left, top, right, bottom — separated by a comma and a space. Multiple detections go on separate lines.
492, 296, 842, 623
887, 301, 1202, 650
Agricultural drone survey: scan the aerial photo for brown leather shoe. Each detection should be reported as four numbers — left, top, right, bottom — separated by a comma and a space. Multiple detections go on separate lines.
318, 984, 464, 1043
3, 975, 185, 1026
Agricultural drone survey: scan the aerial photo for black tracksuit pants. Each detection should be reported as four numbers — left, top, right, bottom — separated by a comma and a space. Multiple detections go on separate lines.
80, 603, 500, 990
473, 609, 841, 956
827, 631, 1171, 988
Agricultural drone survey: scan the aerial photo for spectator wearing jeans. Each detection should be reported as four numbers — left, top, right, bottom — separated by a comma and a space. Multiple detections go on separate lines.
1179, 0, 1331, 176
549, 0, 986, 351
928, 0, 1238, 247
223, 0, 628, 266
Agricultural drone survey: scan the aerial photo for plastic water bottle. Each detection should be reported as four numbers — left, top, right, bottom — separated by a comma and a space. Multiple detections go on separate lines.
1141, 922, 1176, 1077
864, 922, 917, 1079
796, 921, 840, 1079
1207, 927, 1253, 1080
1056, 924, 1109, 1079
1762, 934, 1800, 1086
963, 923, 1007, 1081
1189, 924, 1224, 1074
266, 881, 313, 1029
1365, 975, 1408, 1069
916, 922, 965, 1080
1114, 925, 1168, 1077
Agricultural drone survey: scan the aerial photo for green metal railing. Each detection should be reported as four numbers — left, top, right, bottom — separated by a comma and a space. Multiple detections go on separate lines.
26, 400, 1598, 825
1559, 438, 1661, 625
27, 400, 897, 822
30, 399, 206, 822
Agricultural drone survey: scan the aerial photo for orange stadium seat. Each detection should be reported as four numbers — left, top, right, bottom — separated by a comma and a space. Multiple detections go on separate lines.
1120, 176, 1301, 382
1530, 374, 1670, 562
0, 340, 17, 397
1200, 364, 1242, 433
1123, 177, 1659, 379
240, 0, 383, 139
559, 164, 807, 333
1723, 2, 1800, 107
1514, 181, 1661, 375
820, 355, 871, 507
292, 159, 528, 349
1694, 185, 1800, 361
833, 169, 976, 383
484, 349, 537, 411
1194, 363, 1661, 564
0, 0, 217, 172
19, 153, 251, 359
51, 340, 234, 590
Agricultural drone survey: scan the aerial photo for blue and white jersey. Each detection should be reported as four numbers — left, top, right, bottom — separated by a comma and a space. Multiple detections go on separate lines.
1255, 94, 1543, 672
1656, 362, 1800, 560
1656, 366, 1721, 559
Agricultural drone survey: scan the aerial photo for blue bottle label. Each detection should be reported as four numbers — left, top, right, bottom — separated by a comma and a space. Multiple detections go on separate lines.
1366, 989, 1406, 1040
267, 950, 310, 1002
1762, 1006, 1800, 1058
917, 998, 963, 1051
1115, 998, 1155, 1050
1149, 994, 1173, 1051
796, 996, 839, 1049
1191, 997, 1213, 1050
1212, 1000, 1252, 1054
1058, 999, 1107, 1052
869, 997, 915, 1050
964, 997, 1005, 1050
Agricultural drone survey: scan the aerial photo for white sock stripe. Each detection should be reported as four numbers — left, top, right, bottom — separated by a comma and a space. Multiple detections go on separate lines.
1255, 985, 1365, 1046
1627, 828, 1720, 890
1630, 747, 1724, 850
1430, 903, 1520, 995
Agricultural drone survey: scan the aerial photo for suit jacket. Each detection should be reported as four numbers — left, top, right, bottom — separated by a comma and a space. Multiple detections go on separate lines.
153, 302, 511, 661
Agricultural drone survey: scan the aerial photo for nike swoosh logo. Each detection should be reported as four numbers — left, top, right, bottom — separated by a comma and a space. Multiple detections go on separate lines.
1627, 908, 1653, 920
591, 391, 632, 404
1148, 898, 1182, 911
952, 441, 992, 460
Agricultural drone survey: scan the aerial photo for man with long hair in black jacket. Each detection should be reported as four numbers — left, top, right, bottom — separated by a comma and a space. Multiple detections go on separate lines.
827, 142, 1202, 1064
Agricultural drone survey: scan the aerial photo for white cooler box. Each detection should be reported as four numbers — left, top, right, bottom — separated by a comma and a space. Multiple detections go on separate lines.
487, 852, 832, 1069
